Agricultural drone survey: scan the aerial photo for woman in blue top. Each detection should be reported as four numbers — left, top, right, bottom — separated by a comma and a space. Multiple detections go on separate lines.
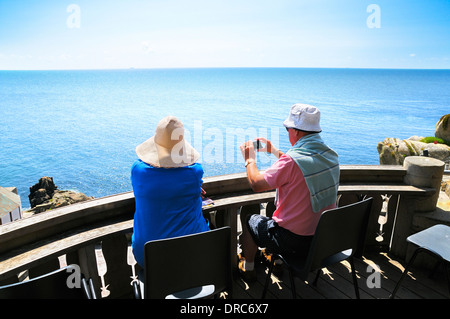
131, 116, 210, 267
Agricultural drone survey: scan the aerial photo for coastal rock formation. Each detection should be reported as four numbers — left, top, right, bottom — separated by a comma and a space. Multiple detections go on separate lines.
439, 178, 450, 211
27, 177, 93, 214
435, 114, 450, 143
378, 115, 450, 165
442, 180, 450, 199
28, 176, 57, 208
377, 136, 450, 165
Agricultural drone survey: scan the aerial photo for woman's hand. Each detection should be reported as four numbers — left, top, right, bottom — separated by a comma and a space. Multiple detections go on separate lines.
201, 187, 206, 199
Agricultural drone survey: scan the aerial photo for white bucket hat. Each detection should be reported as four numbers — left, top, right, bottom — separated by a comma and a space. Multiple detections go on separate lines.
136, 116, 200, 168
283, 103, 322, 133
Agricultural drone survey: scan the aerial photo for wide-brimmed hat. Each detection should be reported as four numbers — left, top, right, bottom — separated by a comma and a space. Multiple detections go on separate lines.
136, 116, 200, 168
283, 103, 322, 133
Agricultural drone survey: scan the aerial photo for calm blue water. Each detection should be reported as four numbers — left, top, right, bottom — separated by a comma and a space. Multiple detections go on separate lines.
1, 68, 449, 209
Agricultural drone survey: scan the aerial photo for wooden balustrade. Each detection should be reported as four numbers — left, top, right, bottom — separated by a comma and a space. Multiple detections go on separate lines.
0, 165, 437, 298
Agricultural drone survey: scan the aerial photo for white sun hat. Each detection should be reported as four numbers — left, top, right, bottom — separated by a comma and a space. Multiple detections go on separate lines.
136, 116, 200, 168
283, 103, 322, 133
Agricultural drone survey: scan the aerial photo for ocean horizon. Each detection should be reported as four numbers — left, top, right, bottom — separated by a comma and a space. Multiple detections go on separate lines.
1, 67, 449, 209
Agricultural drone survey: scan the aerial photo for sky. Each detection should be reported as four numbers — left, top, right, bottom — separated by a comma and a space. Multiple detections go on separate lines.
0, 0, 449, 70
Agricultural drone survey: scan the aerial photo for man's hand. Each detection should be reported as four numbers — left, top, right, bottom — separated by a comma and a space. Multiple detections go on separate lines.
239, 140, 272, 193
240, 141, 256, 161
253, 137, 283, 159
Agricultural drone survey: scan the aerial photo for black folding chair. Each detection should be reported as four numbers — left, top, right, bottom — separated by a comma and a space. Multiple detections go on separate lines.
0, 264, 96, 299
262, 197, 373, 299
134, 227, 232, 299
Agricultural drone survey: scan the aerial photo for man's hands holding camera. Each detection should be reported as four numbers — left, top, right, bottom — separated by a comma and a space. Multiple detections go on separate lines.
240, 137, 282, 163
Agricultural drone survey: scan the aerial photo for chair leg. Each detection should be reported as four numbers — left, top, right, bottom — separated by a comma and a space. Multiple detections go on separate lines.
429, 259, 442, 279
262, 257, 297, 299
312, 269, 321, 286
288, 268, 297, 299
445, 262, 450, 298
261, 258, 275, 299
349, 257, 360, 299
430, 260, 450, 298
389, 248, 422, 299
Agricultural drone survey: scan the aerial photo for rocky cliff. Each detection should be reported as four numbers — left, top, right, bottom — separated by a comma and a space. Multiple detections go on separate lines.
377, 136, 450, 165
377, 114, 450, 165
27, 177, 94, 214
435, 114, 450, 142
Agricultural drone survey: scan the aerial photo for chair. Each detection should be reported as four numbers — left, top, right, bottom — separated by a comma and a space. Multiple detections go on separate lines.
390, 224, 450, 299
0, 264, 96, 299
262, 197, 373, 299
133, 226, 232, 299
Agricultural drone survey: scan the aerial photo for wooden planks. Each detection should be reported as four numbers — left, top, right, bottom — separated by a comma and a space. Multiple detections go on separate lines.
231, 250, 449, 299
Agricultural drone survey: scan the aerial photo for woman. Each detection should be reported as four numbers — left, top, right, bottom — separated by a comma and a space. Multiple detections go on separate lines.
131, 116, 210, 267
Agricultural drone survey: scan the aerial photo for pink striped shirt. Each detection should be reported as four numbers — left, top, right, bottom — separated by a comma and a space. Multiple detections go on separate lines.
263, 154, 336, 236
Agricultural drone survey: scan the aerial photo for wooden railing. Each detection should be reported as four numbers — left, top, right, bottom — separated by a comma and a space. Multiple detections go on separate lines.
0, 165, 437, 298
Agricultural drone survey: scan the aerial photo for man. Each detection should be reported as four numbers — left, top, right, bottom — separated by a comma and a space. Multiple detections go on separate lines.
239, 104, 340, 281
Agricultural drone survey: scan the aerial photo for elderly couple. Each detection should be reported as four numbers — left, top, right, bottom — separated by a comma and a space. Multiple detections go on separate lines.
131, 104, 340, 282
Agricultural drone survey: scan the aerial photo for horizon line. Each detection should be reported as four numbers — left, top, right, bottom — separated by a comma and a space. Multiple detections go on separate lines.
1, 66, 450, 72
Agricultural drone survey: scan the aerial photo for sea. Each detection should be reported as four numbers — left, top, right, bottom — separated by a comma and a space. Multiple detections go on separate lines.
1, 68, 449, 210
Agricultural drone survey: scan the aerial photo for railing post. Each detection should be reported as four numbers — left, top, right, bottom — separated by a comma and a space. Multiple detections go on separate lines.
403, 156, 445, 212
101, 233, 134, 298
391, 156, 445, 258
224, 207, 239, 273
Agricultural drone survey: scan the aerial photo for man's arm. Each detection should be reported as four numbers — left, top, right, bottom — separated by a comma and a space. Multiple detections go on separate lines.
241, 141, 273, 192
245, 159, 272, 192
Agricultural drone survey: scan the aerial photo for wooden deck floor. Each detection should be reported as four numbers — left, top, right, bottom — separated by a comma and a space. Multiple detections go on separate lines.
225, 249, 448, 300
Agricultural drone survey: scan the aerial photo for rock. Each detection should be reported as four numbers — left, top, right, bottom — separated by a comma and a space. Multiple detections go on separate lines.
32, 189, 50, 205
377, 136, 450, 165
438, 180, 450, 211
50, 190, 94, 208
435, 114, 450, 143
29, 176, 57, 208
27, 177, 94, 214
442, 180, 450, 198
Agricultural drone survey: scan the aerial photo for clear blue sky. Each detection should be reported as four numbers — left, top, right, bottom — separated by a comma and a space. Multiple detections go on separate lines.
0, 0, 448, 70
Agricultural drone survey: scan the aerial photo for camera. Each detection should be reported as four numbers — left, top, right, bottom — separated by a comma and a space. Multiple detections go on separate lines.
253, 140, 263, 150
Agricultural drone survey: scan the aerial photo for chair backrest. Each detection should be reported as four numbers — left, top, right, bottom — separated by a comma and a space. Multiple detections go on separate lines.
143, 227, 231, 299
306, 197, 373, 272
0, 265, 89, 299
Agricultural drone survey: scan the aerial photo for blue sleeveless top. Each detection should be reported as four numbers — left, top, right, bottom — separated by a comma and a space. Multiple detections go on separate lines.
131, 159, 209, 266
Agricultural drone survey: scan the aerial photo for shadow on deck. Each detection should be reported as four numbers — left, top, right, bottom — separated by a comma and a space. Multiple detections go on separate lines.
228, 249, 448, 300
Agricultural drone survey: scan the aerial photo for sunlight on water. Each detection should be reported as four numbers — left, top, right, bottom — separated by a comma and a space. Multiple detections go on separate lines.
1, 68, 449, 209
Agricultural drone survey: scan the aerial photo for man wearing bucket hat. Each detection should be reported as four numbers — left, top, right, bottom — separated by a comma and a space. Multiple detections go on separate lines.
131, 116, 210, 267
239, 104, 340, 281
